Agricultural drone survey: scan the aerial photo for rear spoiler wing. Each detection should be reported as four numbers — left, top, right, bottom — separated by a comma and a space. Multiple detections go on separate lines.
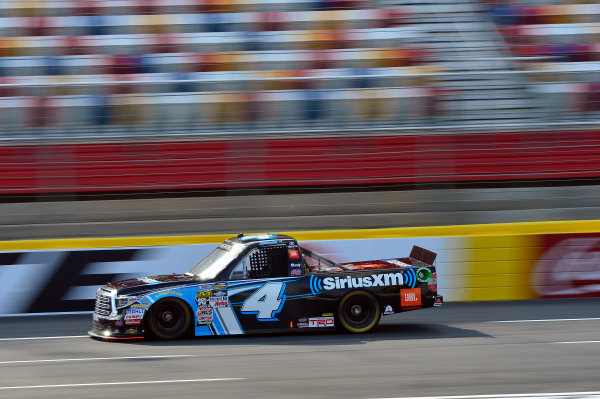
409, 246, 437, 266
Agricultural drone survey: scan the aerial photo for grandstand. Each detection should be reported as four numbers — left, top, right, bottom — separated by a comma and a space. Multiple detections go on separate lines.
3, 0, 595, 138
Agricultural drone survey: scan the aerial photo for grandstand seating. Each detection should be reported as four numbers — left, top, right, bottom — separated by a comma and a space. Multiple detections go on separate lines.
0, 0, 450, 132
482, 1, 600, 118
1, 0, 598, 136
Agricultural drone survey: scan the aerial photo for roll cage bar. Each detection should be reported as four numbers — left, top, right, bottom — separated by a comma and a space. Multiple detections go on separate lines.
299, 246, 352, 271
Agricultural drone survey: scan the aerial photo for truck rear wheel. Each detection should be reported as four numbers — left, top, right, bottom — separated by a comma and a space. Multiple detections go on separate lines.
337, 291, 381, 333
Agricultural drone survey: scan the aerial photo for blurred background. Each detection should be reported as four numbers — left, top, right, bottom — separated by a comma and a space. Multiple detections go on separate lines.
1, 3, 600, 397
0, 0, 600, 240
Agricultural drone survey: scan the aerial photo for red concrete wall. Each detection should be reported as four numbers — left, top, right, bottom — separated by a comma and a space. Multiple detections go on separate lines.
1, 130, 599, 194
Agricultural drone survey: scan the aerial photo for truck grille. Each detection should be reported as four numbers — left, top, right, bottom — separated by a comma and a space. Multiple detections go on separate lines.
94, 292, 112, 316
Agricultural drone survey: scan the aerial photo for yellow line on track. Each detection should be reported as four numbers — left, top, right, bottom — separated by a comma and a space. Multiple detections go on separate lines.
1, 219, 600, 251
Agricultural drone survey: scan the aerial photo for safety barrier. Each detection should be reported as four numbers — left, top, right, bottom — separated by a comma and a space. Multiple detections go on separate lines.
2, 129, 600, 194
1, 219, 599, 315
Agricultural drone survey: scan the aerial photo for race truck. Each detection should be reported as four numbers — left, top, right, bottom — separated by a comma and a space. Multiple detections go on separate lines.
89, 233, 442, 340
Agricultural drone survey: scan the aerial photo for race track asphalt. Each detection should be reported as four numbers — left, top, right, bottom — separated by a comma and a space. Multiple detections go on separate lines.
1, 298, 599, 399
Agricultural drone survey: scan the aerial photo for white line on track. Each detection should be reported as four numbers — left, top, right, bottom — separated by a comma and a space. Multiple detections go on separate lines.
489, 317, 600, 323
0, 335, 88, 341
554, 340, 600, 344
0, 378, 246, 390
0, 311, 92, 318
371, 391, 600, 399
0, 355, 194, 365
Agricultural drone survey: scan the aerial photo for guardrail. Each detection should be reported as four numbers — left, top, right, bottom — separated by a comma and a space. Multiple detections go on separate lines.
1, 128, 599, 195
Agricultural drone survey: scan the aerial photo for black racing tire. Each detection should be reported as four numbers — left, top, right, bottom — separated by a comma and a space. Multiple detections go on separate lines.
337, 290, 381, 333
146, 298, 193, 340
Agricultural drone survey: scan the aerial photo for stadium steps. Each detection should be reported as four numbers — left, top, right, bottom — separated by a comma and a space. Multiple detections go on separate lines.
382, 0, 542, 124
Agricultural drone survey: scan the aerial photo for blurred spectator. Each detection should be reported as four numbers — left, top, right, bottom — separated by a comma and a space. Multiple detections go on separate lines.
0, 77, 19, 98
310, 50, 334, 69
110, 54, 144, 75
380, 9, 408, 28
303, 88, 324, 121
87, 15, 107, 36
584, 82, 600, 117
352, 67, 371, 89
260, 12, 285, 32
173, 71, 194, 92
92, 92, 111, 126
28, 16, 51, 37
242, 31, 262, 52
62, 36, 85, 56
241, 90, 261, 124
139, 53, 154, 74
205, 13, 224, 33
136, 0, 158, 15
75, 1, 96, 16
151, 34, 179, 54
44, 56, 64, 76
29, 96, 53, 127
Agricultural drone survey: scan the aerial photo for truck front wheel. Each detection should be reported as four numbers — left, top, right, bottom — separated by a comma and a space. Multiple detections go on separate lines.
146, 298, 193, 340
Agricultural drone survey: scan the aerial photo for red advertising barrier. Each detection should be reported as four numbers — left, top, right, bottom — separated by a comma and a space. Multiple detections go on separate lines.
1, 130, 600, 194
531, 233, 600, 298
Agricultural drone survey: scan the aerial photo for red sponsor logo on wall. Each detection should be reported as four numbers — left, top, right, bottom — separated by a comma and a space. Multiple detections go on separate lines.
532, 233, 600, 298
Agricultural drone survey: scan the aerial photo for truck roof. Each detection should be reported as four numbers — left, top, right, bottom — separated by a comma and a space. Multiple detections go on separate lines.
227, 233, 296, 245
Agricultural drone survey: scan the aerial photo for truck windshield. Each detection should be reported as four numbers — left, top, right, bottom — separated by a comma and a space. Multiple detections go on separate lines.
187, 242, 246, 280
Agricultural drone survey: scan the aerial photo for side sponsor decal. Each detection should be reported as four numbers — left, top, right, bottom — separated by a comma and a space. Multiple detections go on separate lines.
309, 275, 323, 294
193, 282, 247, 334
400, 288, 422, 307
297, 317, 309, 328
124, 303, 147, 325
320, 270, 417, 290
308, 316, 334, 328
196, 290, 213, 326
288, 249, 300, 259
196, 306, 213, 326
383, 305, 394, 315
195, 284, 234, 326
416, 267, 432, 283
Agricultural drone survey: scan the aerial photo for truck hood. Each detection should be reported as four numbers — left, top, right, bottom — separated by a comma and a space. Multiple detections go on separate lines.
105, 274, 198, 295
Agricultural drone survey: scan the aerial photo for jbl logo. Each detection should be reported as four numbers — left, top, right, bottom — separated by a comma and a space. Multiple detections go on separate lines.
401, 288, 422, 306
